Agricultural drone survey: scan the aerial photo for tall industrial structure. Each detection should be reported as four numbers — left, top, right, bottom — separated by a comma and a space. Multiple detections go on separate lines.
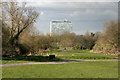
50, 19, 72, 36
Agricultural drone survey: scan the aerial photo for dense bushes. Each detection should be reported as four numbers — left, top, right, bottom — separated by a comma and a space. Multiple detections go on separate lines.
3, 20, 118, 56
2, 21, 99, 56
93, 20, 118, 55
2, 22, 21, 57
17, 30, 98, 55
73, 32, 98, 50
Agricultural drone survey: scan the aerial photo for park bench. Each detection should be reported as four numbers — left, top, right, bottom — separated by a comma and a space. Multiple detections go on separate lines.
49, 55, 55, 60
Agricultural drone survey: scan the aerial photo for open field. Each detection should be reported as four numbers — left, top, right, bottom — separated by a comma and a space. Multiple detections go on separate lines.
2, 61, 118, 78
2, 50, 118, 78
48, 50, 118, 60
2, 50, 118, 64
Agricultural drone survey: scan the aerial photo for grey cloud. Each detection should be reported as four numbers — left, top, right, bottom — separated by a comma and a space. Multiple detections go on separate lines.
33, 2, 118, 35
27, 2, 118, 9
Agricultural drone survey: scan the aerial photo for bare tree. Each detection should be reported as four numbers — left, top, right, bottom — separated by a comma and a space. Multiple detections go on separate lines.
2, 1, 39, 45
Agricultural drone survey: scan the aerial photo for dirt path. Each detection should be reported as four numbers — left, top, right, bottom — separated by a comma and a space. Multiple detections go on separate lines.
1, 59, 119, 67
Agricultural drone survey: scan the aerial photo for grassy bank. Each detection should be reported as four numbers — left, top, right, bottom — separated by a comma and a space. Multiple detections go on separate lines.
2, 61, 118, 78
48, 50, 118, 60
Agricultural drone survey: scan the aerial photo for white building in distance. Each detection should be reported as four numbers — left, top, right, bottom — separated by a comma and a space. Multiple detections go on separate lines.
50, 19, 72, 36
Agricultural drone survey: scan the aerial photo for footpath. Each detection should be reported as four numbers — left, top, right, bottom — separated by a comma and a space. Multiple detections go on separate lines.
1, 59, 119, 67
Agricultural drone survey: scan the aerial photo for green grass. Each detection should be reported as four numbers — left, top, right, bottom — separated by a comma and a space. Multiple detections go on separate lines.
2, 61, 118, 78
48, 50, 118, 60
2, 50, 118, 64
2, 56, 60, 64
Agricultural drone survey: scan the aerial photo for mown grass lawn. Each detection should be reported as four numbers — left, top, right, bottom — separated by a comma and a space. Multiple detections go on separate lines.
48, 50, 118, 60
2, 56, 59, 64
2, 61, 118, 78
2, 50, 118, 64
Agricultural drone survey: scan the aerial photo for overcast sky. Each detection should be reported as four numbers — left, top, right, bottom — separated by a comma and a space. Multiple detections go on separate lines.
5, 0, 119, 35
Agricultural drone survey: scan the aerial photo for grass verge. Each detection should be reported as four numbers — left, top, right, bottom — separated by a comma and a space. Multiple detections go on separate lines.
2, 61, 118, 78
